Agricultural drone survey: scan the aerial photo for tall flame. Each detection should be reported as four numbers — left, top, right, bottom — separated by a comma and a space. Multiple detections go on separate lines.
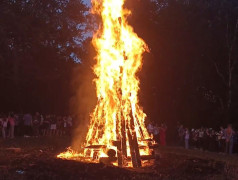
58, 0, 151, 166
86, 0, 150, 153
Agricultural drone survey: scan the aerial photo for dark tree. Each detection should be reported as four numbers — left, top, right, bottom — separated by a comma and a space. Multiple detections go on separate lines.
0, 0, 88, 113
126, 0, 238, 127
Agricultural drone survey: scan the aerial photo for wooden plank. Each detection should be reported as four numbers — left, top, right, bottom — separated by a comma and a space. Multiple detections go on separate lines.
121, 115, 127, 158
129, 111, 142, 167
132, 131, 142, 167
116, 115, 123, 167
127, 129, 138, 168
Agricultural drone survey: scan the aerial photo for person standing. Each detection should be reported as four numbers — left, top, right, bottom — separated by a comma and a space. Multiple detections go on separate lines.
1, 117, 8, 139
33, 112, 40, 137
50, 115, 57, 136
8, 113, 15, 139
153, 124, 160, 143
218, 126, 225, 152
185, 128, 190, 149
225, 124, 235, 154
23, 113, 33, 136
198, 128, 204, 150
147, 122, 154, 136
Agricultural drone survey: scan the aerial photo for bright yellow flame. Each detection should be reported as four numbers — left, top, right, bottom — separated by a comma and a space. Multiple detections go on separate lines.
87, 0, 150, 147
57, 147, 82, 159
58, 0, 152, 166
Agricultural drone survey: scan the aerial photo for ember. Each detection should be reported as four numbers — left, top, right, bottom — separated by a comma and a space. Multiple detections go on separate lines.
58, 0, 155, 167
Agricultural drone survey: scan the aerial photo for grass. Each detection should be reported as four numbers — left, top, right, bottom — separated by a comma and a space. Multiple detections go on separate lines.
158, 146, 238, 166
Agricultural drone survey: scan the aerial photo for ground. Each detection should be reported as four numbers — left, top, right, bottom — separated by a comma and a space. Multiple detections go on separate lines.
0, 137, 238, 180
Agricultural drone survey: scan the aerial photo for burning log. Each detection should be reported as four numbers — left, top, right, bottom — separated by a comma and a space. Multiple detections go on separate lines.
121, 115, 127, 163
85, 145, 107, 149
99, 149, 117, 165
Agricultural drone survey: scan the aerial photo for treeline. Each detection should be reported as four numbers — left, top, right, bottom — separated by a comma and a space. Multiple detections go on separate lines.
0, 0, 88, 113
126, 0, 238, 127
0, 0, 238, 127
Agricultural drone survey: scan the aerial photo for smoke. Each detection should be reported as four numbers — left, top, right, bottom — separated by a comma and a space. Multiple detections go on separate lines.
69, 42, 97, 151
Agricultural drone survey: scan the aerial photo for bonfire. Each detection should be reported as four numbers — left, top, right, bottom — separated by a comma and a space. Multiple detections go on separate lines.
58, 0, 155, 168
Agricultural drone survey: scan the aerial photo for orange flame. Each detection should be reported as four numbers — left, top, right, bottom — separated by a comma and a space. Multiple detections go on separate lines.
58, 0, 152, 166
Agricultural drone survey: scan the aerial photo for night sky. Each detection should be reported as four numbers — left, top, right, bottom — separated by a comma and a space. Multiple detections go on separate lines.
83, 0, 91, 6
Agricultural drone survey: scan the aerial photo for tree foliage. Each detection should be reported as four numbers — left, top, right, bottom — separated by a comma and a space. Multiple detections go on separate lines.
0, 0, 238, 128
126, 0, 238, 127
0, 0, 88, 113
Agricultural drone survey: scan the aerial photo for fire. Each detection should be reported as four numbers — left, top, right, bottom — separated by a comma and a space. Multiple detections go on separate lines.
58, 0, 153, 167
57, 147, 82, 159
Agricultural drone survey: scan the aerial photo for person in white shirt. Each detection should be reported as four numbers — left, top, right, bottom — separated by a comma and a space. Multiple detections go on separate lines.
147, 123, 154, 136
1, 117, 8, 139
198, 128, 204, 149
153, 125, 160, 143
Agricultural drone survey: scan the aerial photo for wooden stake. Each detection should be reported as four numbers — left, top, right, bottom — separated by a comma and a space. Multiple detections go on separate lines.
129, 111, 142, 167
127, 128, 138, 167
121, 115, 127, 158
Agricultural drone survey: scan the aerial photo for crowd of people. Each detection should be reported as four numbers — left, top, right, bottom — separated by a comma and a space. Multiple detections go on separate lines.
1, 113, 238, 155
177, 124, 238, 154
0, 112, 74, 139
147, 122, 238, 155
